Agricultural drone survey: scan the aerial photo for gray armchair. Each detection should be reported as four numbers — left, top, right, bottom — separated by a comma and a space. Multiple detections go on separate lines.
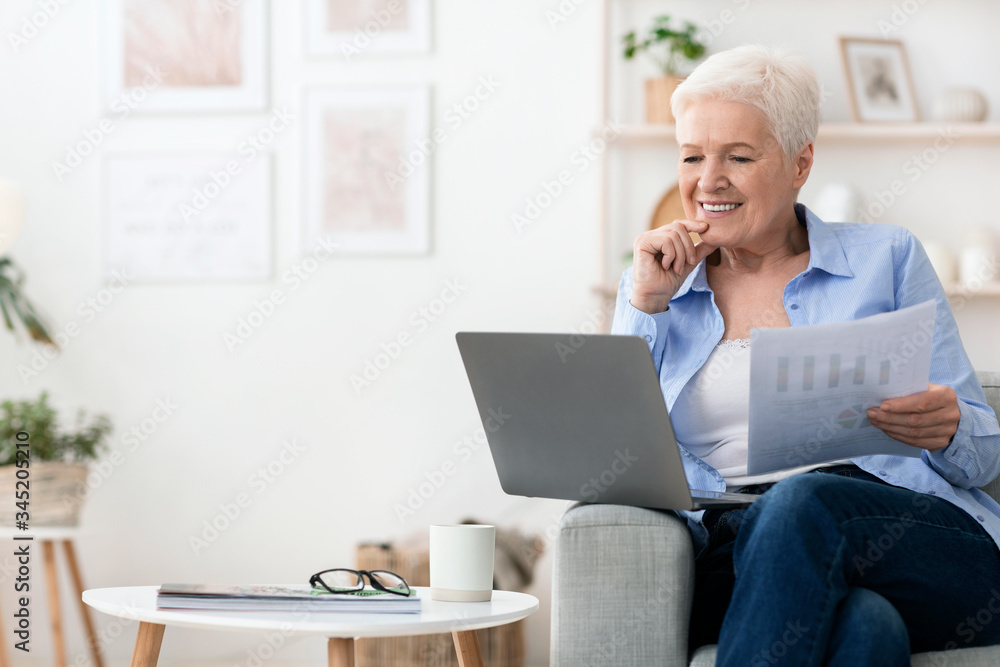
551, 371, 1000, 666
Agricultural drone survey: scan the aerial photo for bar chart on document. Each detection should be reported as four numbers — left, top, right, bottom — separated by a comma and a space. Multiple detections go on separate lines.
747, 300, 936, 475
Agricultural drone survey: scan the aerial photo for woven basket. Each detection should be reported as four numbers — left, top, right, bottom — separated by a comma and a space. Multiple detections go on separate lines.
0, 461, 89, 527
355, 543, 525, 667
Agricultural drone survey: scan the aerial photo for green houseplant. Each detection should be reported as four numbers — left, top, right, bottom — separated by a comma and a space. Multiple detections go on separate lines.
0, 178, 56, 347
622, 15, 707, 124
0, 257, 55, 346
0, 392, 111, 526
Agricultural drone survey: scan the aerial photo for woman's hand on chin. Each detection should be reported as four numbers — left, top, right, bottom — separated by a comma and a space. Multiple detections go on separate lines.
866, 383, 962, 452
629, 219, 718, 314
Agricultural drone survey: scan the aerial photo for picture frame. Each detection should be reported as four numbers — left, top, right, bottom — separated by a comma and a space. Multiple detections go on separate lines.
104, 153, 272, 281
102, 0, 268, 112
839, 37, 919, 123
305, 0, 431, 59
303, 86, 431, 255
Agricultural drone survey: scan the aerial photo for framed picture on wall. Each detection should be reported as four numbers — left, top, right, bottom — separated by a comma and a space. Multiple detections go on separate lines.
839, 37, 919, 122
102, 0, 268, 111
104, 153, 272, 281
305, 0, 431, 58
303, 86, 430, 255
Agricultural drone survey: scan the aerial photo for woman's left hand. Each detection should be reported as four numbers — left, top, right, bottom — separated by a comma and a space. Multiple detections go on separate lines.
866, 383, 961, 452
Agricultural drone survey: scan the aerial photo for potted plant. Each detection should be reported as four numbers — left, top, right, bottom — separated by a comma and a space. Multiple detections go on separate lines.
0, 392, 111, 526
622, 15, 707, 124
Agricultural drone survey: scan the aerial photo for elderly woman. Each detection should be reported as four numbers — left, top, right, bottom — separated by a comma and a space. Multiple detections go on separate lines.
613, 44, 1000, 665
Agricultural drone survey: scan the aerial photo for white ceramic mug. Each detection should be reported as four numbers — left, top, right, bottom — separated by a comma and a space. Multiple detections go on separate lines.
429, 524, 495, 602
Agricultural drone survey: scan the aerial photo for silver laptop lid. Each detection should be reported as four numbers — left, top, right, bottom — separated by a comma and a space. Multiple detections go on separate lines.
456, 332, 704, 511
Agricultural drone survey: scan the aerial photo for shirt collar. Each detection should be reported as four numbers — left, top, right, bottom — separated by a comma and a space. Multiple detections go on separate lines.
799, 203, 854, 279
673, 203, 854, 299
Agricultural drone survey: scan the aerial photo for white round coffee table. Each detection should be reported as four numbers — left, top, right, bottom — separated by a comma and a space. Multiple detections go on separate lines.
83, 586, 538, 667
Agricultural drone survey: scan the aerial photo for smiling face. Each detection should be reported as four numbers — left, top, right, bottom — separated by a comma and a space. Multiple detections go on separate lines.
676, 99, 813, 252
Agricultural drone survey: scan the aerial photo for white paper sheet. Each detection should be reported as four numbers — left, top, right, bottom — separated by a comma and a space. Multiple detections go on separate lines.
747, 300, 936, 475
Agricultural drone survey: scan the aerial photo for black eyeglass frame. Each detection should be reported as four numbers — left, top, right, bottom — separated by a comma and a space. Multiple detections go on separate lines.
309, 568, 411, 597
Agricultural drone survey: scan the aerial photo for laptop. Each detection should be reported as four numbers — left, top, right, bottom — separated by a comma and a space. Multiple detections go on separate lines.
455, 332, 759, 511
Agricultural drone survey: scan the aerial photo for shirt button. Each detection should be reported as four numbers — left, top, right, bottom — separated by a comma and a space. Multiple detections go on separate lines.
878, 471, 887, 477
928, 490, 936, 495
644, 335, 652, 342
789, 304, 799, 310
978, 515, 986, 522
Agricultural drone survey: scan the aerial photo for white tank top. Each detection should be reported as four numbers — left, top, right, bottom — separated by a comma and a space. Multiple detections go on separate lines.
671, 338, 847, 490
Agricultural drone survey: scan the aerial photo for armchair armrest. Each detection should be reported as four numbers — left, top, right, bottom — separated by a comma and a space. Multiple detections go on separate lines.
551, 502, 695, 666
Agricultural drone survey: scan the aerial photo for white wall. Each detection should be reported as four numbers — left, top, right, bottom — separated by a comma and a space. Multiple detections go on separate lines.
0, 2, 997, 666
1, 2, 598, 664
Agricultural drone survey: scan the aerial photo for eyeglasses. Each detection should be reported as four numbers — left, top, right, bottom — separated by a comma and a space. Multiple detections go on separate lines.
309, 568, 411, 597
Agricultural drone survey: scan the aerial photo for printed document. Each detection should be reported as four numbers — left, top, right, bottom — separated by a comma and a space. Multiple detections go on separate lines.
747, 300, 936, 475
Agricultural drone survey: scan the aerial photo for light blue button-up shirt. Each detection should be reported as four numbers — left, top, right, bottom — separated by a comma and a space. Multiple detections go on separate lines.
612, 204, 1000, 556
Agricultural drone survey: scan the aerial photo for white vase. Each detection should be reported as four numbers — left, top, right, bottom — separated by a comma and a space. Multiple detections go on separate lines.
959, 226, 998, 287
813, 183, 860, 222
931, 88, 989, 123
922, 243, 957, 285
960, 247, 997, 287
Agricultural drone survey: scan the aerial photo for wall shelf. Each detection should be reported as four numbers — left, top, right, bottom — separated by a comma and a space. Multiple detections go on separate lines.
593, 281, 1000, 318
819, 123, 1000, 141
599, 122, 1000, 144
944, 282, 1000, 297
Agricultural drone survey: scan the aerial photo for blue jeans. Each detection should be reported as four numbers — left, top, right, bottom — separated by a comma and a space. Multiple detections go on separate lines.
691, 466, 1000, 666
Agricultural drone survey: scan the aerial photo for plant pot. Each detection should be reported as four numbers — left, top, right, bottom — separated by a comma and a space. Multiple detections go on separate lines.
0, 461, 89, 527
645, 75, 684, 124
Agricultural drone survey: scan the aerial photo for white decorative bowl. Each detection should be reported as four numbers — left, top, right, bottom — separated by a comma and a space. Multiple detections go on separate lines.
931, 88, 989, 122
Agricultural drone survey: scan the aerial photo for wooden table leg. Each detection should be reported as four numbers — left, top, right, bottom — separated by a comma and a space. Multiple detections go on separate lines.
42, 540, 66, 667
62, 540, 105, 667
130, 622, 165, 667
452, 630, 485, 667
327, 637, 355, 667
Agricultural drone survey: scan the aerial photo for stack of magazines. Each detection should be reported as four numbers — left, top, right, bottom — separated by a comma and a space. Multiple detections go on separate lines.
157, 584, 421, 613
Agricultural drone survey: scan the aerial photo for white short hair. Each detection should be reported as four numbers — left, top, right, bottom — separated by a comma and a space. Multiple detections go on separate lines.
671, 44, 820, 163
